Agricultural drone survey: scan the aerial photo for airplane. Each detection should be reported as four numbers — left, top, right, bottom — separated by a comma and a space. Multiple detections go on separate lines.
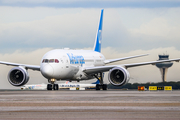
0, 9, 180, 91
21, 80, 99, 90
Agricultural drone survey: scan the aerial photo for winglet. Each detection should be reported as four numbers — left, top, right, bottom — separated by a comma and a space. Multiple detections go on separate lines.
93, 9, 104, 53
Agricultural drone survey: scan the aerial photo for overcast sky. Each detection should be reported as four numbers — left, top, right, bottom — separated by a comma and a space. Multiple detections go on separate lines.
0, 0, 180, 89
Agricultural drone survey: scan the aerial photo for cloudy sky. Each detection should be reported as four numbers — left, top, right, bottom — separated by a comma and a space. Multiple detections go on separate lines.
0, 0, 180, 89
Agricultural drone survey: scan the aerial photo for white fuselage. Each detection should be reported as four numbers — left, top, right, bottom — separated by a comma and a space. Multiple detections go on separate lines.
40, 49, 105, 81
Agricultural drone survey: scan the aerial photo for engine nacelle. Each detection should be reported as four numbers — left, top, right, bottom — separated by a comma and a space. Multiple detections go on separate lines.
108, 66, 130, 86
8, 67, 29, 86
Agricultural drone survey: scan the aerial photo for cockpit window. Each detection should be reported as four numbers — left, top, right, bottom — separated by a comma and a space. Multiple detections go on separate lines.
45, 59, 49, 63
49, 59, 54, 63
55, 59, 59, 63
42, 59, 59, 63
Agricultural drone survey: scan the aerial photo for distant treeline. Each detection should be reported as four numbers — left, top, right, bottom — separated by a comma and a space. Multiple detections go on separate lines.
108, 81, 180, 89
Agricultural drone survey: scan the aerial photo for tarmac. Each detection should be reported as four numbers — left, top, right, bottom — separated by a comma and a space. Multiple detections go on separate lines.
0, 90, 180, 120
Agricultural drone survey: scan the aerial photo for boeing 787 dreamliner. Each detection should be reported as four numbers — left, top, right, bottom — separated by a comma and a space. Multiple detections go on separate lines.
0, 9, 180, 90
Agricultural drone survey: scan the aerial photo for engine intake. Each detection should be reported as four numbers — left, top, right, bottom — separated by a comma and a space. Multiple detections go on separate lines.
108, 67, 130, 86
8, 67, 29, 86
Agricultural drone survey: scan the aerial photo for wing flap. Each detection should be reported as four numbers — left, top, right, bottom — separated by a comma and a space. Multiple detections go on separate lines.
124, 58, 180, 68
83, 65, 116, 74
104, 54, 149, 64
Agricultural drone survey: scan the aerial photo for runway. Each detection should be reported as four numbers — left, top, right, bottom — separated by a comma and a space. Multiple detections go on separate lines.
0, 90, 180, 120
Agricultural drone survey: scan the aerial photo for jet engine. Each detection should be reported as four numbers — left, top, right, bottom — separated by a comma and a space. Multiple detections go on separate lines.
108, 66, 130, 86
8, 67, 29, 86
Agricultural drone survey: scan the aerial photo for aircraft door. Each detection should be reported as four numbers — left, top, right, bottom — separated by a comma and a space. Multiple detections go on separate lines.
63, 56, 69, 69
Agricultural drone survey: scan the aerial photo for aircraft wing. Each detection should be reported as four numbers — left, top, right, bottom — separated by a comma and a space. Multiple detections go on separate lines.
83, 65, 116, 74
104, 54, 149, 64
0, 61, 40, 71
124, 58, 180, 68
83, 58, 180, 74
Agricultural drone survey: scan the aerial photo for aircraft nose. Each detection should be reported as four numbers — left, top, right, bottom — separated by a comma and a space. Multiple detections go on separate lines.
41, 64, 54, 79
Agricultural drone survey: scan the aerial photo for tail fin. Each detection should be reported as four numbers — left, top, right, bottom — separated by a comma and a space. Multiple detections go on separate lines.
93, 9, 104, 53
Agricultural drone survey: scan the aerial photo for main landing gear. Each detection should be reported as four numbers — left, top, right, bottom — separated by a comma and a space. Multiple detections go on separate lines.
94, 72, 107, 90
47, 79, 59, 90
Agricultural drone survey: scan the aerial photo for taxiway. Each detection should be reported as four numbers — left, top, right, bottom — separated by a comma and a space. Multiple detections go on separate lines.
0, 90, 180, 120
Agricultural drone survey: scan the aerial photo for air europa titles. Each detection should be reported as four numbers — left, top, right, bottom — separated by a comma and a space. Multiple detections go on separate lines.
67, 53, 85, 64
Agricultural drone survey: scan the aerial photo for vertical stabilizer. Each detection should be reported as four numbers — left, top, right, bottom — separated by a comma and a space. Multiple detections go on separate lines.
93, 9, 104, 53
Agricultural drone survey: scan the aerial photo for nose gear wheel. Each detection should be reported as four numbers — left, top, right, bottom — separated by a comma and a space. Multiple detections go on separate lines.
47, 79, 59, 90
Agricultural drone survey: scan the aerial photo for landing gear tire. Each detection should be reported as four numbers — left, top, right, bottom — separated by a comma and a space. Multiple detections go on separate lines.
53, 84, 59, 90
96, 84, 107, 90
96, 84, 100, 90
47, 84, 52, 90
102, 84, 107, 90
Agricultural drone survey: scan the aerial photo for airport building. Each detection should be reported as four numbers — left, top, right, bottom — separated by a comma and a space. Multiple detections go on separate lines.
156, 55, 173, 82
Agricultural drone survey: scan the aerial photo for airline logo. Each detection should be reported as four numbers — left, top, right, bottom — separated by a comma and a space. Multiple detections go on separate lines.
67, 53, 85, 64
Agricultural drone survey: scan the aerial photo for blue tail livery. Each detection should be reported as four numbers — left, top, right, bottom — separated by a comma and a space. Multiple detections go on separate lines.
93, 9, 104, 53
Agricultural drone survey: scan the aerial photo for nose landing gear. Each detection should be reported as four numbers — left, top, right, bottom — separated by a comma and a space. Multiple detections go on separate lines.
47, 79, 59, 90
